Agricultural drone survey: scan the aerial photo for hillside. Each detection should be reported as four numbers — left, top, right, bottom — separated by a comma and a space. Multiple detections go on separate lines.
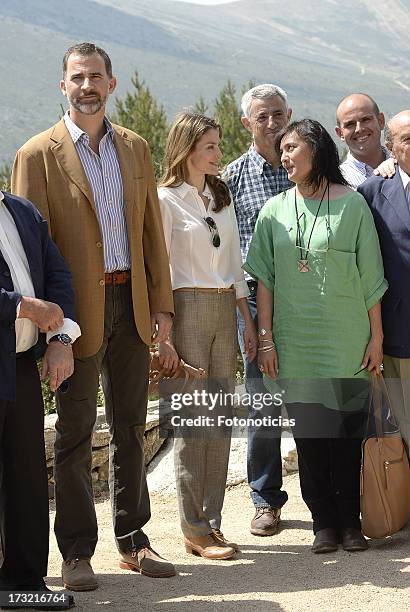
0, 0, 409, 164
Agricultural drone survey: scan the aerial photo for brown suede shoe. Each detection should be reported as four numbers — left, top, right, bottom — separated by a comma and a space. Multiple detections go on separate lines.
62, 558, 98, 591
184, 534, 236, 559
311, 528, 339, 554
119, 546, 176, 577
211, 528, 240, 551
341, 528, 369, 552
250, 506, 281, 536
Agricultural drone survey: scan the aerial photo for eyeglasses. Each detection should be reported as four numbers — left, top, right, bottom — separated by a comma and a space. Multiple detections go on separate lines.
204, 216, 221, 247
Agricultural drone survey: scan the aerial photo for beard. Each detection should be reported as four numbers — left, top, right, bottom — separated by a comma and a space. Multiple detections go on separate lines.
68, 91, 107, 115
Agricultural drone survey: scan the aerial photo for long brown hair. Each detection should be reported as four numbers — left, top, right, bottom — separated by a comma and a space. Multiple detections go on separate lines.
159, 111, 230, 212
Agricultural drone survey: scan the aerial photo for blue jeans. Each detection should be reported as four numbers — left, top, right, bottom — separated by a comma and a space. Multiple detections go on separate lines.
237, 290, 288, 509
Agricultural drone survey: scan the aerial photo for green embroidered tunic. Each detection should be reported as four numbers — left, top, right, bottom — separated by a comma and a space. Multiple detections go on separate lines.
244, 187, 388, 407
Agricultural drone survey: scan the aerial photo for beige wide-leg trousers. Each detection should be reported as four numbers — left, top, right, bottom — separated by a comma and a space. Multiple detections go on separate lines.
172, 290, 238, 538
383, 355, 410, 453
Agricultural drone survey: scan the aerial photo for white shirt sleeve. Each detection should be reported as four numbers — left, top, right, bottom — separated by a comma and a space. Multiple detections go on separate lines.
229, 203, 249, 299
158, 192, 173, 258
46, 318, 82, 344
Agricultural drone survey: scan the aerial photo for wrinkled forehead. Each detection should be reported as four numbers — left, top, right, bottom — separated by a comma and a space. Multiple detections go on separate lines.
249, 95, 287, 116
390, 115, 410, 142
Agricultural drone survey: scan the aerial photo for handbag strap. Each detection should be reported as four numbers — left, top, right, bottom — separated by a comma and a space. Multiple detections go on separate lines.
366, 372, 400, 438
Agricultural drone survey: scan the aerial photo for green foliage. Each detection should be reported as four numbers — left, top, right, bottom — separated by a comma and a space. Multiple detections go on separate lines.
111, 73, 253, 176
0, 164, 11, 192
39, 358, 105, 415
194, 96, 209, 115
110, 72, 169, 178
214, 80, 252, 167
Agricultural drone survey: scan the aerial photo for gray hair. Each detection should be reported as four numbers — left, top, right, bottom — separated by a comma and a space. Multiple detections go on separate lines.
241, 84, 288, 118
384, 122, 393, 147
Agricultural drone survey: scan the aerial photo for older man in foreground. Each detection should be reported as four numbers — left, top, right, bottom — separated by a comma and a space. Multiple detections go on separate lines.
358, 110, 410, 451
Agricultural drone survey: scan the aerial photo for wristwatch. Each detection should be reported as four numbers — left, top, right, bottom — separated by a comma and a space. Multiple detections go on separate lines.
258, 328, 272, 337
49, 333, 73, 346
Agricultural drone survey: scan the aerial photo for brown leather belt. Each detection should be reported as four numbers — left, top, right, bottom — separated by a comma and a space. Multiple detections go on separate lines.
174, 286, 234, 294
105, 270, 131, 285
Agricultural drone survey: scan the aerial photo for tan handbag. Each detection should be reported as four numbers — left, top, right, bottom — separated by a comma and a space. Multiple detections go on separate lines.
360, 373, 410, 539
149, 349, 205, 396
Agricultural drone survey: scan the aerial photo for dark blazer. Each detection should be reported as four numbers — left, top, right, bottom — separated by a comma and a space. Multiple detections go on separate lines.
0, 192, 75, 401
358, 171, 410, 358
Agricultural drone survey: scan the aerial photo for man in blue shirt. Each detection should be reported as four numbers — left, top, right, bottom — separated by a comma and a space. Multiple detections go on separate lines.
224, 84, 292, 536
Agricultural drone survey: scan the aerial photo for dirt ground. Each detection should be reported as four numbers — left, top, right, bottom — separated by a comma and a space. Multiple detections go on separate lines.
46, 473, 410, 612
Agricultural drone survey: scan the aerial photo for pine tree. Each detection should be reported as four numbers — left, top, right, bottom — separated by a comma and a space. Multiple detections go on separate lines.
193, 96, 208, 115
214, 80, 252, 167
0, 164, 11, 191
110, 72, 169, 178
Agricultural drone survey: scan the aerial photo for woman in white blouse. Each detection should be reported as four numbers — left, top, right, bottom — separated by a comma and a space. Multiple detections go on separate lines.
158, 112, 257, 560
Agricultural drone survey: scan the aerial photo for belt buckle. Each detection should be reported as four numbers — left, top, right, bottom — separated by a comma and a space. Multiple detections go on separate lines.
217, 287, 223, 294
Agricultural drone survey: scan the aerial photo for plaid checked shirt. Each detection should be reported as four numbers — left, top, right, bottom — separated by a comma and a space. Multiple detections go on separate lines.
224, 146, 292, 276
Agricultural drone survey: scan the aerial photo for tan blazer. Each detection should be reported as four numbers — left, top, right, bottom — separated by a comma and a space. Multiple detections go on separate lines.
11, 119, 174, 358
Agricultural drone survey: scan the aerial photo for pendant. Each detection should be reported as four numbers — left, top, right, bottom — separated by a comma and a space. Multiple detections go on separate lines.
298, 259, 310, 273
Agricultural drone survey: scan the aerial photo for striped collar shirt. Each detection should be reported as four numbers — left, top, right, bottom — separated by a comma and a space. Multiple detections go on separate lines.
340, 146, 390, 190
224, 146, 292, 271
64, 111, 130, 272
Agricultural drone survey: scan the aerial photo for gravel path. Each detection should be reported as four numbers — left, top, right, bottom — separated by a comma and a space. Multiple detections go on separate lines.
46, 440, 410, 611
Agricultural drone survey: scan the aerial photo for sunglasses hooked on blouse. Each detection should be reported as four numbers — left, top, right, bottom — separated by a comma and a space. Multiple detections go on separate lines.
203, 216, 221, 247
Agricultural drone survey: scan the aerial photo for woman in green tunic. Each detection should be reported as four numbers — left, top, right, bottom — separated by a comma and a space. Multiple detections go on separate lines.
244, 119, 387, 554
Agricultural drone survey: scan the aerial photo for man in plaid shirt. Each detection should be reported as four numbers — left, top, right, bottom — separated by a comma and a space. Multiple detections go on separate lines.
224, 84, 292, 536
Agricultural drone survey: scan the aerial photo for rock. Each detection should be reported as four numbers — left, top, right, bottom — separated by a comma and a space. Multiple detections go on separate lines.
92, 447, 109, 469
284, 448, 298, 472
144, 423, 165, 466
92, 429, 110, 447
98, 461, 109, 481
44, 429, 56, 461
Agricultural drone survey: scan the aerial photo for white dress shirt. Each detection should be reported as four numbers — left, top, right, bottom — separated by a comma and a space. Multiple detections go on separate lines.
0, 192, 81, 352
158, 182, 249, 298
399, 166, 410, 205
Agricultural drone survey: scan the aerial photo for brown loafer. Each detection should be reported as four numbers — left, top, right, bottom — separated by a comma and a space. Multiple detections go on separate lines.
62, 558, 98, 591
250, 506, 281, 536
341, 528, 368, 552
184, 534, 235, 559
311, 528, 339, 554
211, 528, 240, 551
119, 546, 176, 577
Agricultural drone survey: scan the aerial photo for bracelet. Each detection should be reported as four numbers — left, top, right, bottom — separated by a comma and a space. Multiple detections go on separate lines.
258, 345, 276, 353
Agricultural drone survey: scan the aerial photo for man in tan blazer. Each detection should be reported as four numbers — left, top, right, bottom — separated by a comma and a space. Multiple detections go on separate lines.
12, 42, 175, 591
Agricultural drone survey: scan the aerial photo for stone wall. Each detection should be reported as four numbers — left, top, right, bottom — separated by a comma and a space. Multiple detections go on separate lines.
44, 401, 163, 498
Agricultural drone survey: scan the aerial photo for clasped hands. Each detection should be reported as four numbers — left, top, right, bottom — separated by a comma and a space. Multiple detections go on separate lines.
18, 296, 74, 391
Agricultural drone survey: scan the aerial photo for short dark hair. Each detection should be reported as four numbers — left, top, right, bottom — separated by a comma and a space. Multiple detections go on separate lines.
62, 42, 113, 78
277, 118, 348, 191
